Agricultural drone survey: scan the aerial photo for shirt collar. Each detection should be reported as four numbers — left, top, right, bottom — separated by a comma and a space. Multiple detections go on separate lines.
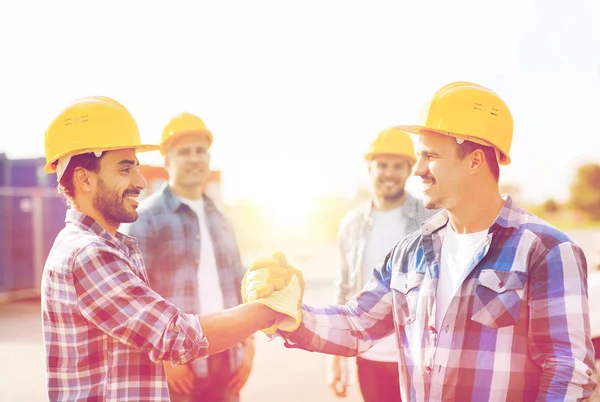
419, 195, 520, 236
65, 209, 137, 251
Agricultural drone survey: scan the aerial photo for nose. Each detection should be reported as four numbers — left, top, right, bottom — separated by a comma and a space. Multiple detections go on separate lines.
381, 166, 394, 179
133, 167, 147, 191
412, 155, 428, 178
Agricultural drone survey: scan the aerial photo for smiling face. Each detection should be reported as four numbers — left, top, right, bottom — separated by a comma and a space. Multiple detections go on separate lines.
165, 134, 211, 192
368, 154, 412, 205
89, 149, 146, 226
412, 131, 472, 211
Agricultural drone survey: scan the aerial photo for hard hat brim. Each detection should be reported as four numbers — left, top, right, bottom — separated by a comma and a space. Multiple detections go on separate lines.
44, 143, 160, 173
159, 129, 213, 155
363, 152, 417, 163
394, 125, 510, 165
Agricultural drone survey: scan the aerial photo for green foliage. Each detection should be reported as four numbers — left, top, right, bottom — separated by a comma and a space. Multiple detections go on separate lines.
570, 163, 600, 221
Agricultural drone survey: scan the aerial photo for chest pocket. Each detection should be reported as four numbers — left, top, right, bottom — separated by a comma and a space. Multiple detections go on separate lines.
471, 269, 527, 328
391, 271, 424, 326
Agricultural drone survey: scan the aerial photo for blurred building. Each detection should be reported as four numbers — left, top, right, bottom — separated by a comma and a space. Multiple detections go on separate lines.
0, 157, 222, 301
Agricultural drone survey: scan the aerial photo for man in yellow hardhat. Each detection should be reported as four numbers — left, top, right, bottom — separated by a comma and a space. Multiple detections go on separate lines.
41, 97, 299, 401
243, 82, 596, 401
328, 127, 437, 401
122, 112, 255, 402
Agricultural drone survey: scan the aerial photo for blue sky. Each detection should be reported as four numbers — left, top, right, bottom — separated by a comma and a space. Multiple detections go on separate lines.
0, 0, 598, 207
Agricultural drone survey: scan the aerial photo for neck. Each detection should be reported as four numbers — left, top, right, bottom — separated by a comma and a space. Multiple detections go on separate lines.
72, 199, 118, 236
447, 182, 504, 234
373, 192, 406, 211
170, 181, 204, 200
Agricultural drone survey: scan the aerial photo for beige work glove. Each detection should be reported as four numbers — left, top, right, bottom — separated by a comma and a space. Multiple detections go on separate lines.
241, 251, 304, 334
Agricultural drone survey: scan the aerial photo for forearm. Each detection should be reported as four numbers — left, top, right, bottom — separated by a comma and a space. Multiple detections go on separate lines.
283, 299, 393, 357
200, 301, 282, 355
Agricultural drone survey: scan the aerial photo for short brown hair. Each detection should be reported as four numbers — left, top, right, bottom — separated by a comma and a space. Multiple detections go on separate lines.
455, 140, 499, 181
57, 153, 103, 203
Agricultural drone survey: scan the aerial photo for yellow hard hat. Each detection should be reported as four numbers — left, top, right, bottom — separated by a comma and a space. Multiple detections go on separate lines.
44, 96, 159, 173
395, 81, 513, 165
364, 127, 416, 162
160, 112, 213, 155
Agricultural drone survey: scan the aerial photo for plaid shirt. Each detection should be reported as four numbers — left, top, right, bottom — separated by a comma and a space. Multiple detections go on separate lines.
284, 196, 596, 401
335, 192, 438, 304
41, 210, 208, 402
121, 184, 246, 378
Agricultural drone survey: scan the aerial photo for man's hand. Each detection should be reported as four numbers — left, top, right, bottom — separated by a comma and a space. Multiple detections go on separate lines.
328, 355, 348, 397
241, 251, 305, 334
228, 337, 255, 395
163, 362, 195, 395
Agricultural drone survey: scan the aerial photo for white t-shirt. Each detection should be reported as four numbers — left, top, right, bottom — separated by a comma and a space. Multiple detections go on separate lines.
360, 207, 407, 362
435, 224, 488, 330
179, 196, 225, 315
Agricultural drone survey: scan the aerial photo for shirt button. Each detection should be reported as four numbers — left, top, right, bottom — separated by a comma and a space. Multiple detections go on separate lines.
196, 234, 201, 240
445, 325, 450, 333
429, 325, 436, 333
498, 281, 505, 288
425, 366, 432, 374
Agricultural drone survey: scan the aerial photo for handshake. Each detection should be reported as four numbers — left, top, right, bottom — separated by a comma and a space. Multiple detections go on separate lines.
241, 252, 305, 334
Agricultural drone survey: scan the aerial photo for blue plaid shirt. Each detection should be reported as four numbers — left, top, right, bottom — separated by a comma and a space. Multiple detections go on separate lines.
281, 196, 596, 401
121, 184, 246, 378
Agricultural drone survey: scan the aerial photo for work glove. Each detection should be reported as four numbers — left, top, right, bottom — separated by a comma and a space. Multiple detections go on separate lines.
241, 251, 305, 334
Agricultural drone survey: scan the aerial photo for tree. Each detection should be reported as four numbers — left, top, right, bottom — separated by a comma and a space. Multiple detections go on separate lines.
543, 199, 559, 214
570, 163, 600, 220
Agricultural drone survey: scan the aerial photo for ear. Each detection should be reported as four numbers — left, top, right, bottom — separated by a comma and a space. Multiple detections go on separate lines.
367, 160, 375, 176
470, 149, 485, 171
73, 167, 96, 194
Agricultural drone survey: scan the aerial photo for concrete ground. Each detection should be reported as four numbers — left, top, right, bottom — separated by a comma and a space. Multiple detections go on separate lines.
0, 283, 362, 402
1, 229, 599, 401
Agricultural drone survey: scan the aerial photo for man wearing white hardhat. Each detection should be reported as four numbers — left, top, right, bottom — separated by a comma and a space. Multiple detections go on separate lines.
242, 82, 596, 401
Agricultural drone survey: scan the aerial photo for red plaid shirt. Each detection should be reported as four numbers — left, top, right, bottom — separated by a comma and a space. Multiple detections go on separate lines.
41, 210, 208, 401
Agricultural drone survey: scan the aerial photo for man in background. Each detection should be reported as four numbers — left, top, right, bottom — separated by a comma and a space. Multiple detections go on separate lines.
329, 127, 437, 401
122, 112, 254, 402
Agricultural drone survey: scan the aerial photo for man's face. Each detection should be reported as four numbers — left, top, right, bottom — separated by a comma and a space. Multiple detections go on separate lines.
92, 149, 146, 224
368, 154, 412, 203
413, 131, 471, 210
165, 134, 210, 190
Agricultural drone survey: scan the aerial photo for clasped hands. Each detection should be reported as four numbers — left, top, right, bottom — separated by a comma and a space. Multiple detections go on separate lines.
241, 251, 304, 334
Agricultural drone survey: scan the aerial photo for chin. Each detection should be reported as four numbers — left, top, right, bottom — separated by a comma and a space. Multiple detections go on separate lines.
121, 212, 139, 224
185, 179, 205, 188
422, 196, 438, 210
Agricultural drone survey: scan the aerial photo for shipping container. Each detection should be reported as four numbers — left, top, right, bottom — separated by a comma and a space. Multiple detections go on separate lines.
8, 157, 55, 188
0, 153, 6, 186
0, 154, 6, 293
0, 186, 66, 299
